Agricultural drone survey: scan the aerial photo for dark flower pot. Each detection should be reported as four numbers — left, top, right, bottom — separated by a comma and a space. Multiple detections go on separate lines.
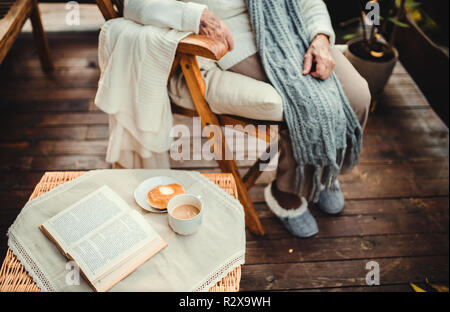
344, 37, 399, 100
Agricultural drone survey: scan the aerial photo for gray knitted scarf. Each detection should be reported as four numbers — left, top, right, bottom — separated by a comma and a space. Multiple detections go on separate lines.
246, 0, 362, 202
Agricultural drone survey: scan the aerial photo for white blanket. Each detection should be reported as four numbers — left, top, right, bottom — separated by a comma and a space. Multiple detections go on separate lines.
94, 13, 190, 168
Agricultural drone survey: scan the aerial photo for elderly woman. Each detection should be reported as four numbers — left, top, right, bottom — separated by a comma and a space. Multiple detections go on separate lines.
139, 0, 371, 237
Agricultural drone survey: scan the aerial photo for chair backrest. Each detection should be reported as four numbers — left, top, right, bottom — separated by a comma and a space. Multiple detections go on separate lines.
95, 0, 124, 20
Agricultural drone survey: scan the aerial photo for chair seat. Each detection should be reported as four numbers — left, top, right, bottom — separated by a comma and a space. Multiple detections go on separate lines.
168, 58, 284, 122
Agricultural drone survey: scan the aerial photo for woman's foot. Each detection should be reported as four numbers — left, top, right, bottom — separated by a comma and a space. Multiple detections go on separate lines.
270, 182, 303, 209
318, 180, 345, 215
264, 183, 318, 238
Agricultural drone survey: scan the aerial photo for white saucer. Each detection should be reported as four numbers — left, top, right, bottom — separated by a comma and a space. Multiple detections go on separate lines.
134, 176, 184, 213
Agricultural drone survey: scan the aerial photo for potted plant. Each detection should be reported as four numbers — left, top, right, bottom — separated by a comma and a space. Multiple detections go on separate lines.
343, 0, 411, 102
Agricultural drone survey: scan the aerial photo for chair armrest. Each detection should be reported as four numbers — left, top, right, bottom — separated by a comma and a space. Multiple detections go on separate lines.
177, 34, 229, 61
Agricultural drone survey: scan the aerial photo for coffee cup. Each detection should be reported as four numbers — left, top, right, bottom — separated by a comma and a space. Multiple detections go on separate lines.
167, 194, 204, 235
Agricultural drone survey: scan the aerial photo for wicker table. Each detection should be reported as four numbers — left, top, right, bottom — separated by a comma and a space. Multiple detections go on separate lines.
0, 171, 241, 292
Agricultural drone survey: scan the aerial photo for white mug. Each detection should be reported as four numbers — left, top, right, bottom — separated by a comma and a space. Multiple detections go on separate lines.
167, 194, 204, 235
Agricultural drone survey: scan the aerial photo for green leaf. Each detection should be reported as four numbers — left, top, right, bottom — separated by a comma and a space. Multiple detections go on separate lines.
397, 0, 421, 9
388, 17, 410, 28
405, 2, 421, 9
410, 283, 427, 292
426, 278, 449, 292
342, 33, 360, 41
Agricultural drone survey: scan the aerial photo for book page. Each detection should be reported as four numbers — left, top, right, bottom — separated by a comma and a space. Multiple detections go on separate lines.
42, 186, 129, 250
41, 185, 165, 287
93, 236, 167, 292
69, 210, 158, 282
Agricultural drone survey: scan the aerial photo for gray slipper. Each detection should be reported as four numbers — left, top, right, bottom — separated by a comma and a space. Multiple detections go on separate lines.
264, 183, 318, 238
318, 180, 345, 215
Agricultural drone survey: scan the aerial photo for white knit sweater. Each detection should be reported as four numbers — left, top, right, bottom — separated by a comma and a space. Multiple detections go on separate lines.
124, 0, 335, 70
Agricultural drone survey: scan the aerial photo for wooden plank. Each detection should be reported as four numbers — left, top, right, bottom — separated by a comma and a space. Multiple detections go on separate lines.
383, 83, 428, 94
0, 100, 91, 113
245, 233, 449, 265
341, 197, 450, 216
0, 172, 44, 190
0, 72, 100, 89
379, 95, 430, 109
0, 64, 99, 79
86, 125, 109, 140
0, 189, 31, 210
387, 73, 423, 86
0, 112, 108, 128
33, 140, 108, 156
300, 284, 415, 292
0, 190, 31, 259
392, 62, 408, 75
366, 107, 447, 135
2, 32, 98, 50
0, 87, 98, 101
0, 141, 30, 154
0, 191, 31, 231
239, 256, 449, 291
245, 211, 448, 241
0, 155, 109, 171
36, 112, 106, 125
247, 160, 449, 202
30, 155, 111, 171
1, 51, 99, 72
380, 73, 430, 109
360, 133, 448, 162
0, 126, 88, 141
254, 197, 450, 218
339, 160, 449, 199
3, 55, 99, 69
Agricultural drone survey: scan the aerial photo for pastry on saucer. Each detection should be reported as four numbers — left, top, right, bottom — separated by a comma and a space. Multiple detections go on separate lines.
147, 184, 185, 209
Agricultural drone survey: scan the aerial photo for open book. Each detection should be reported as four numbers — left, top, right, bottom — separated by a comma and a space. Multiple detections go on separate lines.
40, 186, 167, 292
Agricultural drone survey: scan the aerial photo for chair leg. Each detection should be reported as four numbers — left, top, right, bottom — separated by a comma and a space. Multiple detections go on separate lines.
29, 0, 53, 72
218, 158, 266, 235
179, 53, 266, 235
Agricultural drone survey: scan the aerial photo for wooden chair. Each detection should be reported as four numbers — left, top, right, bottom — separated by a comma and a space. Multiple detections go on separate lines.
95, 0, 284, 235
0, 0, 53, 71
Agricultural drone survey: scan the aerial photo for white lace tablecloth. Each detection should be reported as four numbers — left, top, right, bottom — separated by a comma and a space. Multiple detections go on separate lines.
7, 169, 246, 292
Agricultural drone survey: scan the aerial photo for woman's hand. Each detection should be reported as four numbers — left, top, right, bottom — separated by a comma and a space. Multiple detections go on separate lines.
199, 9, 234, 51
302, 34, 335, 80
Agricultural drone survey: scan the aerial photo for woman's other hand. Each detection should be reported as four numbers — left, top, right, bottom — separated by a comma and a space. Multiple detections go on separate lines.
199, 9, 234, 51
302, 34, 335, 80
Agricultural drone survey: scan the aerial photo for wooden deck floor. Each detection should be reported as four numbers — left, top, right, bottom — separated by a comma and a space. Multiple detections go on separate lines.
0, 32, 448, 292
